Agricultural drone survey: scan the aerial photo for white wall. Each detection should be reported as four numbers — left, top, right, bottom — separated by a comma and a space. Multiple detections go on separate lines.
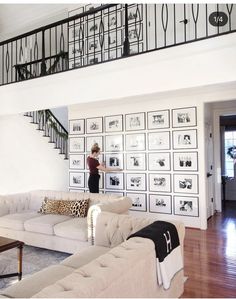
0, 114, 68, 194
69, 95, 206, 229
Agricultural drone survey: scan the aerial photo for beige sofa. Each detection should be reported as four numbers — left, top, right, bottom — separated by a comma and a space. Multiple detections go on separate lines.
0, 190, 132, 253
0, 211, 185, 298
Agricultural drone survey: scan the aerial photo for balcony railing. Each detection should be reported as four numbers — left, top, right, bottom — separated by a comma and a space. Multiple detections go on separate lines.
0, 3, 235, 86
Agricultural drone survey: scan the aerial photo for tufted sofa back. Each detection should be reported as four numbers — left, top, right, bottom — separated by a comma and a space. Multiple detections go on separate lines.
95, 212, 185, 252
0, 193, 31, 215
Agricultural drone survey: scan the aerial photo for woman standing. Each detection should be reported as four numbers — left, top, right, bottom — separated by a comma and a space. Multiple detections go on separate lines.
87, 143, 121, 193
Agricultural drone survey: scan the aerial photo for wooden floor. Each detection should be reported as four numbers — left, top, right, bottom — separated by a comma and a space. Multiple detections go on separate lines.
182, 201, 236, 297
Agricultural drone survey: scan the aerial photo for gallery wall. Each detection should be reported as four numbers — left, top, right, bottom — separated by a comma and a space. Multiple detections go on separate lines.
0, 114, 68, 194
68, 95, 206, 229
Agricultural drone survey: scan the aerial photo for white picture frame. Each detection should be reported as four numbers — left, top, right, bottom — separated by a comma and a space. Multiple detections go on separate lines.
148, 131, 170, 151
174, 196, 199, 217
147, 110, 170, 130
126, 173, 146, 191
105, 173, 124, 190
69, 137, 85, 153
105, 115, 123, 132
86, 117, 103, 134
125, 133, 146, 151
173, 174, 199, 194
125, 112, 145, 131
86, 136, 103, 152
128, 192, 147, 212
149, 194, 172, 214
173, 152, 198, 171
173, 129, 197, 150
105, 135, 123, 152
148, 152, 171, 171
149, 173, 171, 193
69, 189, 85, 193
69, 154, 85, 170
105, 191, 124, 196
172, 107, 197, 128
105, 153, 123, 169
69, 172, 85, 188
69, 119, 85, 135
126, 153, 146, 171
104, 10, 122, 31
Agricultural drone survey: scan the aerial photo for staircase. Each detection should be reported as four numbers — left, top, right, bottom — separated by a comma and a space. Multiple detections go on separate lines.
24, 109, 68, 159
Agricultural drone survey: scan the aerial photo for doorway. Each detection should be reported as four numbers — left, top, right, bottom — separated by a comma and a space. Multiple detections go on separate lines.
220, 115, 236, 211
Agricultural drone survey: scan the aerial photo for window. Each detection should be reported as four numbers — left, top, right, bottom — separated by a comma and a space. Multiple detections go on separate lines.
224, 131, 236, 177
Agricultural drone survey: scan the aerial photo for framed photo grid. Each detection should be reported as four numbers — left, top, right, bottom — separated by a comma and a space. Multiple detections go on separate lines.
68, 106, 199, 218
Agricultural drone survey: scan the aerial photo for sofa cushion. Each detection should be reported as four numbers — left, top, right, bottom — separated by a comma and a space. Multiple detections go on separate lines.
24, 214, 71, 235
1, 264, 74, 299
39, 198, 61, 214
53, 218, 88, 241
70, 199, 89, 217
0, 211, 39, 231
61, 245, 110, 269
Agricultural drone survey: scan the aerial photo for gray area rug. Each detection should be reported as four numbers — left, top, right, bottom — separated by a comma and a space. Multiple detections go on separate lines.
0, 245, 70, 290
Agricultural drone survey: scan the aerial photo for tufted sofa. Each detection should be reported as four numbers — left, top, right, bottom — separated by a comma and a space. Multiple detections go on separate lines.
0, 211, 185, 298
0, 190, 132, 253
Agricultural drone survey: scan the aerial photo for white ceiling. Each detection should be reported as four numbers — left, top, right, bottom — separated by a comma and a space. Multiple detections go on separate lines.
0, 4, 78, 41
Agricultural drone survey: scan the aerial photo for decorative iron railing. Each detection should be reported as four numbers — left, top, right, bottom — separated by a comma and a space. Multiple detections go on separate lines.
0, 3, 235, 86
24, 110, 68, 159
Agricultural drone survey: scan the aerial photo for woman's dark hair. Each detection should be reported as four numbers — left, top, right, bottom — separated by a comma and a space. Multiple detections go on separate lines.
91, 143, 100, 154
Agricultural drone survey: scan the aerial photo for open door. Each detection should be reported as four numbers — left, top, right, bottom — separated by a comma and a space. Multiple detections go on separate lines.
205, 123, 214, 218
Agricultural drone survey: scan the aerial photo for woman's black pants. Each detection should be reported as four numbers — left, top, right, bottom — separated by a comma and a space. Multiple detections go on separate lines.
88, 174, 100, 193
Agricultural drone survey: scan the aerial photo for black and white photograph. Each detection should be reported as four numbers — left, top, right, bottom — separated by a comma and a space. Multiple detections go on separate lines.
148, 131, 170, 151
68, 6, 84, 26
105, 173, 124, 190
173, 152, 198, 171
105, 115, 123, 132
126, 173, 146, 191
128, 23, 143, 43
125, 112, 145, 131
86, 136, 103, 152
174, 196, 199, 217
174, 174, 199, 194
126, 153, 146, 171
69, 137, 85, 153
86, 117, 103, 134
148, 152, 171, 171
87, 37, 101, 53
149, 173, 171, 193
69, 154, 85, 170
104, 10, 122, 31
149, 194, 172, 214
129, 42, 143, 55
105, 153, 123, 169
104, 48, 122, 60
87, 54, 102, 65
172, 107, 197, 128
128, 192, 147, 212
173, 129, 197, 149
127, 4, 143, 23
147, 110, 170, 130
69, 58, 84, 69
125, 133, 146, 151
105, 30, 123, 49
69, 42, 84, 58
105, 134, 123, 152
87, 17, 101, 34
69, 119, 85, 135
69, 172, 85, 188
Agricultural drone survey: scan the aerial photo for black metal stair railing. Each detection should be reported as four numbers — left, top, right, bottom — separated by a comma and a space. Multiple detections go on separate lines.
0, 3, 236, 86
24, 110, 68, 159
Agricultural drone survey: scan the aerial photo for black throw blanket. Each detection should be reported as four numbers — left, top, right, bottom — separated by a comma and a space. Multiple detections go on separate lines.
127, 221, 180, 262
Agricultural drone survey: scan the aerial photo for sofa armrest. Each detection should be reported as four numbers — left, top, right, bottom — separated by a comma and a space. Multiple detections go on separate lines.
87, 197, 132, 245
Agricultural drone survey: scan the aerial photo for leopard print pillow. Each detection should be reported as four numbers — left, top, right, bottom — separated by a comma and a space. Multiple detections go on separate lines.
39, 198, 61, 214
70, 199, 89, 218
58, 200, 75, 216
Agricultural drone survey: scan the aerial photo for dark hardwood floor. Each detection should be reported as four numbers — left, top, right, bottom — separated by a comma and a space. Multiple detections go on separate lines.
182, 201, 236, 297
